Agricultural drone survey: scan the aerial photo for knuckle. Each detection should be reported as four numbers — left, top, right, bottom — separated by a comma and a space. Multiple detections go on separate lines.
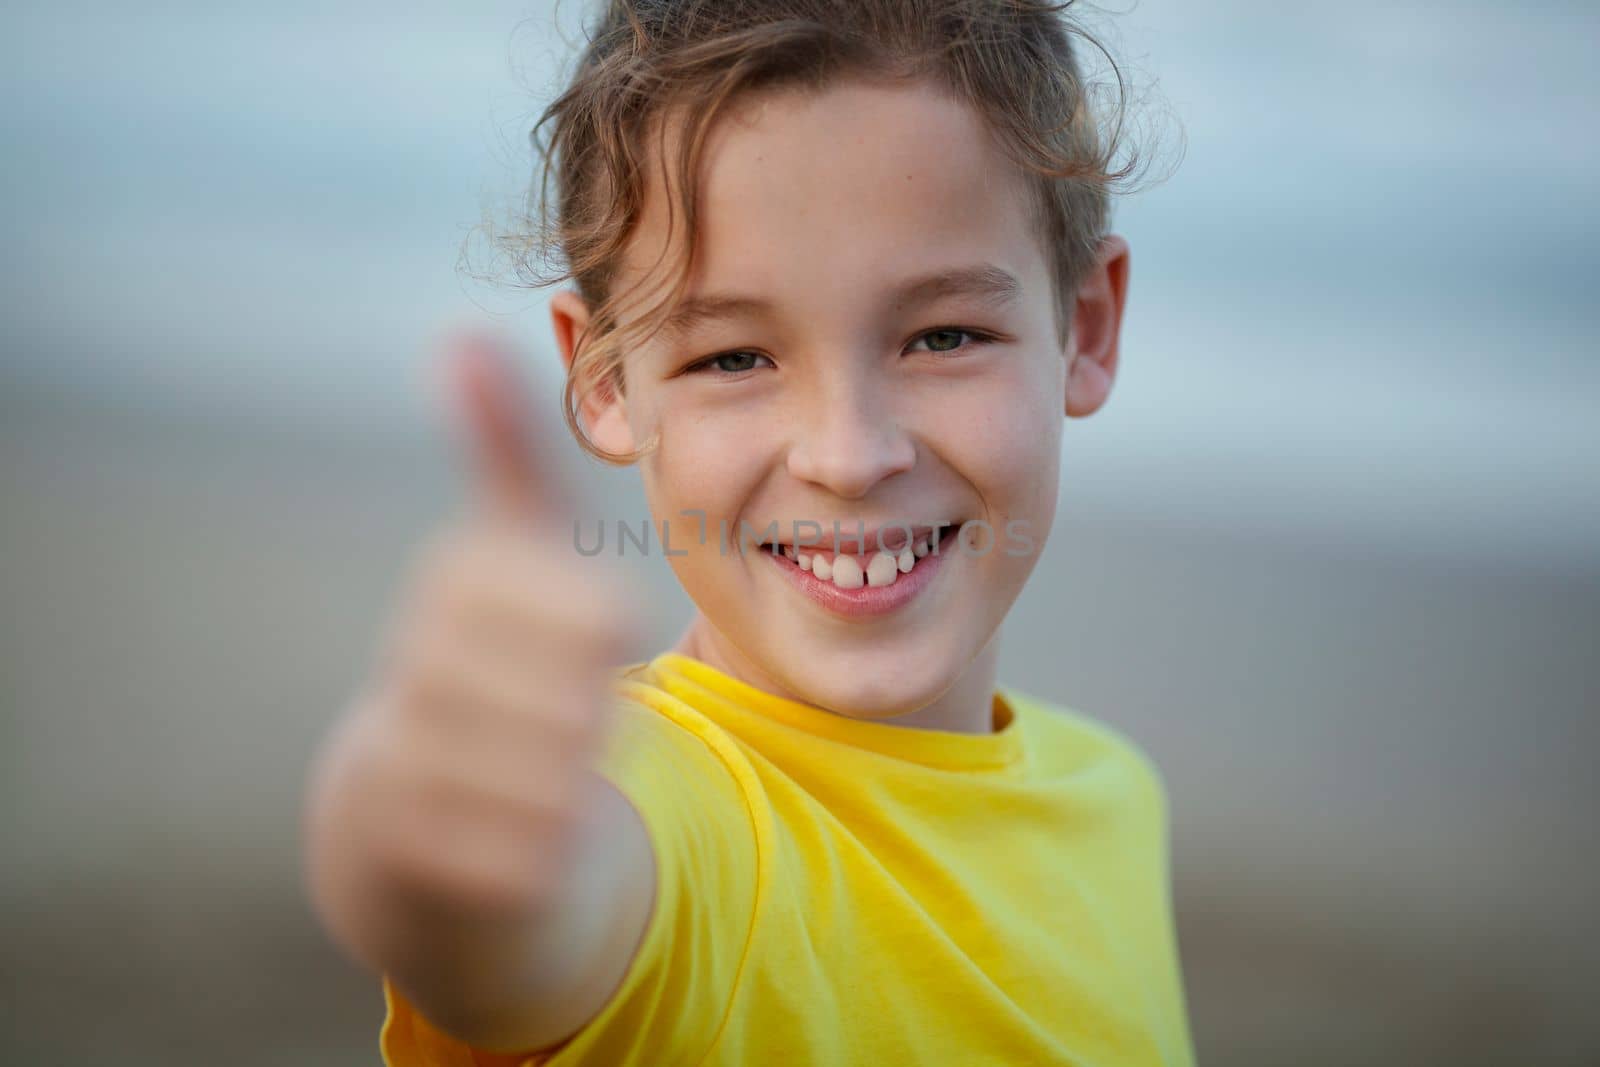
389, 654, 458, 727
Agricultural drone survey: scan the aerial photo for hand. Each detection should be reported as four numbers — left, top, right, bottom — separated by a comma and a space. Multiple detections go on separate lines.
328, 331, 637, 923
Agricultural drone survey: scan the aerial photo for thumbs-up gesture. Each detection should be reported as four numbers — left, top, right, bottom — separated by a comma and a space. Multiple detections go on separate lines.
304, 330, 650, 1047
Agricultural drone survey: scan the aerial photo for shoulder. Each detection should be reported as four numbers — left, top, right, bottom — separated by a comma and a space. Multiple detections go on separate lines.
602, 660, 766, 813
1002, 686, 1170, 806
600, 657, 767, 856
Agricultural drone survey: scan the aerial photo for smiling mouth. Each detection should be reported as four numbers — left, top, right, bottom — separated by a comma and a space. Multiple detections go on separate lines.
758, 525, 962, 590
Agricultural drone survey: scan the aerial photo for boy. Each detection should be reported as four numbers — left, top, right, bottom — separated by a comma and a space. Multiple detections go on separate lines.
303, 1, 1193, 1063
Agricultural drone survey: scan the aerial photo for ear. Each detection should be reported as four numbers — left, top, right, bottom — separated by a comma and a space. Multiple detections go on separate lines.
1064, 234, 1131, 418
550, 288, 637, 456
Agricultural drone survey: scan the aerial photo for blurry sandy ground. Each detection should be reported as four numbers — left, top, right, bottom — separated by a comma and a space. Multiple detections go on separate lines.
3, 380, 1595, 1066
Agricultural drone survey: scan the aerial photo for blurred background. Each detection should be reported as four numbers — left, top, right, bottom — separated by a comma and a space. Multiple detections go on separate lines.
3, 0, 1596, 1063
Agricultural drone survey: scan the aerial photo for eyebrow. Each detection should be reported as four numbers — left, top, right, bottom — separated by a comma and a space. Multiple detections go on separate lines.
656, 263, 1024, 343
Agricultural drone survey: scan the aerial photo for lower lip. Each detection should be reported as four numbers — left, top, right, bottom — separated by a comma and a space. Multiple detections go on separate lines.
761, 530, 957, 619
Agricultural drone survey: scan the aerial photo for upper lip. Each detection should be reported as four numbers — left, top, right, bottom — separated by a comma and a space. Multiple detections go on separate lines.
756, 521, 957, 554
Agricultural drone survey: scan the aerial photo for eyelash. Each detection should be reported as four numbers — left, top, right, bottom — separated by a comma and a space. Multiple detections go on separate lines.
684, 327, 998, 378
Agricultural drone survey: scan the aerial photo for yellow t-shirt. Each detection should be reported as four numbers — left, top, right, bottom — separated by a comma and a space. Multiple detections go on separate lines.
380, 651, 1194, 1066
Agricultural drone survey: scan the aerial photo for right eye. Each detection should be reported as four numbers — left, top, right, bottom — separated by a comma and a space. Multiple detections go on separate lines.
686, 351, 774, 376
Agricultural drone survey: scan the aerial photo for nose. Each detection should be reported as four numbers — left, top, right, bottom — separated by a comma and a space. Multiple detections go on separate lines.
785, 378, 916, 500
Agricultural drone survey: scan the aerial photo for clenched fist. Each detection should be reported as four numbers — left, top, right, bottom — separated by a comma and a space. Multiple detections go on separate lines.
303, 331, 653, 1050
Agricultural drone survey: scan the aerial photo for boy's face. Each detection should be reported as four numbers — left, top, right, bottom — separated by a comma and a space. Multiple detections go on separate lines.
566, 77, 1126, 719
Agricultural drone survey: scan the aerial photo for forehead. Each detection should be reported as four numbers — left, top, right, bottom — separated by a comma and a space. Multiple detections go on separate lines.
618, 77, 1045, 318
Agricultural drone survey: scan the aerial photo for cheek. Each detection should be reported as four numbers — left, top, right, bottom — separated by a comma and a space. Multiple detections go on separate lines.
932, 359, 1063, 519
639, 404, 771, 555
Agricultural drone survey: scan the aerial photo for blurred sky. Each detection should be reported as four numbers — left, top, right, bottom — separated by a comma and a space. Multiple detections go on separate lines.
3, 0, 1597, 571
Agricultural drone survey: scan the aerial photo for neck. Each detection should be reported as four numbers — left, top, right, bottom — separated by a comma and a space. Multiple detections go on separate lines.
670, 613, 1001, 735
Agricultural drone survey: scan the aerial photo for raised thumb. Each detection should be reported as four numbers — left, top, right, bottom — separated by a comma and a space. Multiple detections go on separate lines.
442, 330, 562, 525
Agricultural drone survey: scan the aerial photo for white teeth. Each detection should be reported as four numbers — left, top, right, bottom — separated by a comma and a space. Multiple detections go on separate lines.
831, 554, 864, 589
791, 532, 946, 590
866, 551, 899, 587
